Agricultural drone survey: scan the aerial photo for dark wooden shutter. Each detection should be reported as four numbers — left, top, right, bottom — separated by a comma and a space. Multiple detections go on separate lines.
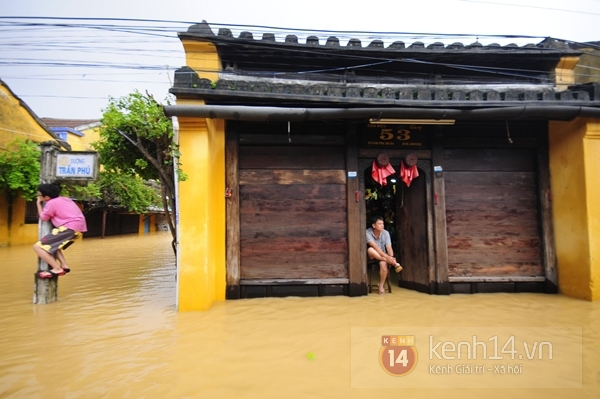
239, 145, 347, 280
444, 148, 543, 277
24, 200, 38, 224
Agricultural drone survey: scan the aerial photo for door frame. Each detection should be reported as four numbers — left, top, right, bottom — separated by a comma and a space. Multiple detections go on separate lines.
395, 160, 435, 294
357, 153, 436, 294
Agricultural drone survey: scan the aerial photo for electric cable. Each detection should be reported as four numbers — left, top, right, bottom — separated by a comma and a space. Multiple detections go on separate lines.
1, 17, 598, 108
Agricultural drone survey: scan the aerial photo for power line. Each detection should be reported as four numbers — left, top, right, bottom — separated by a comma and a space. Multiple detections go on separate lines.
0, 16, 556, 43
458, 0, 600, 16
0, 17, 597, 112
16, 94, 125, 100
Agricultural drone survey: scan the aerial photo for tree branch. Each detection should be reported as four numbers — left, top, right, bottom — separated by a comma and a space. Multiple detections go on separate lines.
135, 134, 175, 197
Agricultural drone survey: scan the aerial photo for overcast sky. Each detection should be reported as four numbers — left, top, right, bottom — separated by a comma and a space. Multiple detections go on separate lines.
1, 0, 599, 119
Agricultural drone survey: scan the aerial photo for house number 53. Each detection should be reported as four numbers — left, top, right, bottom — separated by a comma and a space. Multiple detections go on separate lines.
380, 128, 411, 141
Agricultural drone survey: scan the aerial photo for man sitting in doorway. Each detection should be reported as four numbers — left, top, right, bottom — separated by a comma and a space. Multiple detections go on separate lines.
367, 215, 403, 295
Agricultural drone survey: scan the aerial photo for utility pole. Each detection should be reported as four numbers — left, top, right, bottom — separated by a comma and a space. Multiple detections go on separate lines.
32, 142, 98, 304
32, 143, 59, 304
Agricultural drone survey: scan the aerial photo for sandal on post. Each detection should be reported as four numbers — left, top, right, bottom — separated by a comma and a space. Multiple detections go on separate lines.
37, 269, 65, 279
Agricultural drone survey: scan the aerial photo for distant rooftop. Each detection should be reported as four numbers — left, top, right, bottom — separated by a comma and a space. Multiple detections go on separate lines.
41, 118, 101, 130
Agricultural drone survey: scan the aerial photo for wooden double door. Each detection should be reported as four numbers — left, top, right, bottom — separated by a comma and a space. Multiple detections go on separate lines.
359, 157, 435, 294
360, 147, 549, 295
226, 128, 553, 298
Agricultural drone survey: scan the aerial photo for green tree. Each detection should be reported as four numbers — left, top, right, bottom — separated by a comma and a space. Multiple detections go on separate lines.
0, 138, 41, 232
63, 170, 161, 214
92, 91, 185, 253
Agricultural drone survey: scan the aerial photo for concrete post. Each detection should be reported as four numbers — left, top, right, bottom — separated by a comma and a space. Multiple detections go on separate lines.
33, 143, 58, 304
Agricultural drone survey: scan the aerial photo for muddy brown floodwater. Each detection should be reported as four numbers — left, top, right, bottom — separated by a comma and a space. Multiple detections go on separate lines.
1, 232, 599, 398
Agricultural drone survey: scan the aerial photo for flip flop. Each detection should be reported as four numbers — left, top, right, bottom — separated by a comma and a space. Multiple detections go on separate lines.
37, 270, 65, 279
61, 267, 71, 274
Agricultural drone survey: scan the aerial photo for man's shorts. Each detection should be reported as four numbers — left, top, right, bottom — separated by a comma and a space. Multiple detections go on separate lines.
35, 226, 82, 255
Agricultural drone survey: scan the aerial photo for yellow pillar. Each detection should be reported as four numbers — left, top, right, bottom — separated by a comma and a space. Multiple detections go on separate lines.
549, 119, 600, 300
181, 40, 220, 81
177, 116, 226, 310
149, 214, 156, 232
584, 122, 600, 299
174, 35, 225, 310
137, 214, 156, 234
555, 56, 579, 91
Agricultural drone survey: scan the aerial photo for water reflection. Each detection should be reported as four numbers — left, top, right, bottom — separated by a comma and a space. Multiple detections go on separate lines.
1, 232, 599, 398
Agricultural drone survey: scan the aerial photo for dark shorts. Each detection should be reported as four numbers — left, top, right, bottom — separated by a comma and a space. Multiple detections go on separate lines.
35, 226, 82, 255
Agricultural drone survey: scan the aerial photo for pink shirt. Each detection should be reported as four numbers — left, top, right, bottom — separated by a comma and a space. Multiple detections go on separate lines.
39, 196, 88, 232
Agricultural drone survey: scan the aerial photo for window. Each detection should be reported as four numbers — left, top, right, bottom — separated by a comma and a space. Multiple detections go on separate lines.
24, 200, 38, 224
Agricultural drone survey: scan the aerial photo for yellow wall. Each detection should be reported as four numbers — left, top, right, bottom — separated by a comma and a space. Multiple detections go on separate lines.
0, 81, 60, 247
0, 84, 56, 149
0, 196, 38, 247
68, 125, 100, 152
177, 114, 226, 310
549, 118, 600, 300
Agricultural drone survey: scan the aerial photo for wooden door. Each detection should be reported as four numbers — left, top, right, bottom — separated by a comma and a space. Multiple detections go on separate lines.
444, 148, 543, 278
238, 145, 348, 281
396, 165, 433, 293
360, 157, 433, 294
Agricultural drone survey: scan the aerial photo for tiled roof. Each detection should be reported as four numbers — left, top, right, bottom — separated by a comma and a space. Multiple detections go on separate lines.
175, 23, 585, 97
172, 23, 598, 111
180, 21, 580, 55
41, 118, 101, 130
171, 71, 600, 107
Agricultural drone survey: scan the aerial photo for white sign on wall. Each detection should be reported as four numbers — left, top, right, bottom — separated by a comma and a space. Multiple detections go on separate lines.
55, 153, 98, 179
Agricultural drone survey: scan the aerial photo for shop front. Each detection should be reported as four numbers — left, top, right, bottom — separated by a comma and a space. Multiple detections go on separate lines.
166, 21, 600, 310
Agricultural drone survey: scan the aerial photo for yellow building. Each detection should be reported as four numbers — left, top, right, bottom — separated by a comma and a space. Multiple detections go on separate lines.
167, 23, 600, 310
41, 118, 101, 151
0, 79, 67, 247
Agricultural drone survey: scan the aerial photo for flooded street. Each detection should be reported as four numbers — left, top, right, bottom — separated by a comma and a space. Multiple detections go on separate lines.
1, 232, 600, 398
